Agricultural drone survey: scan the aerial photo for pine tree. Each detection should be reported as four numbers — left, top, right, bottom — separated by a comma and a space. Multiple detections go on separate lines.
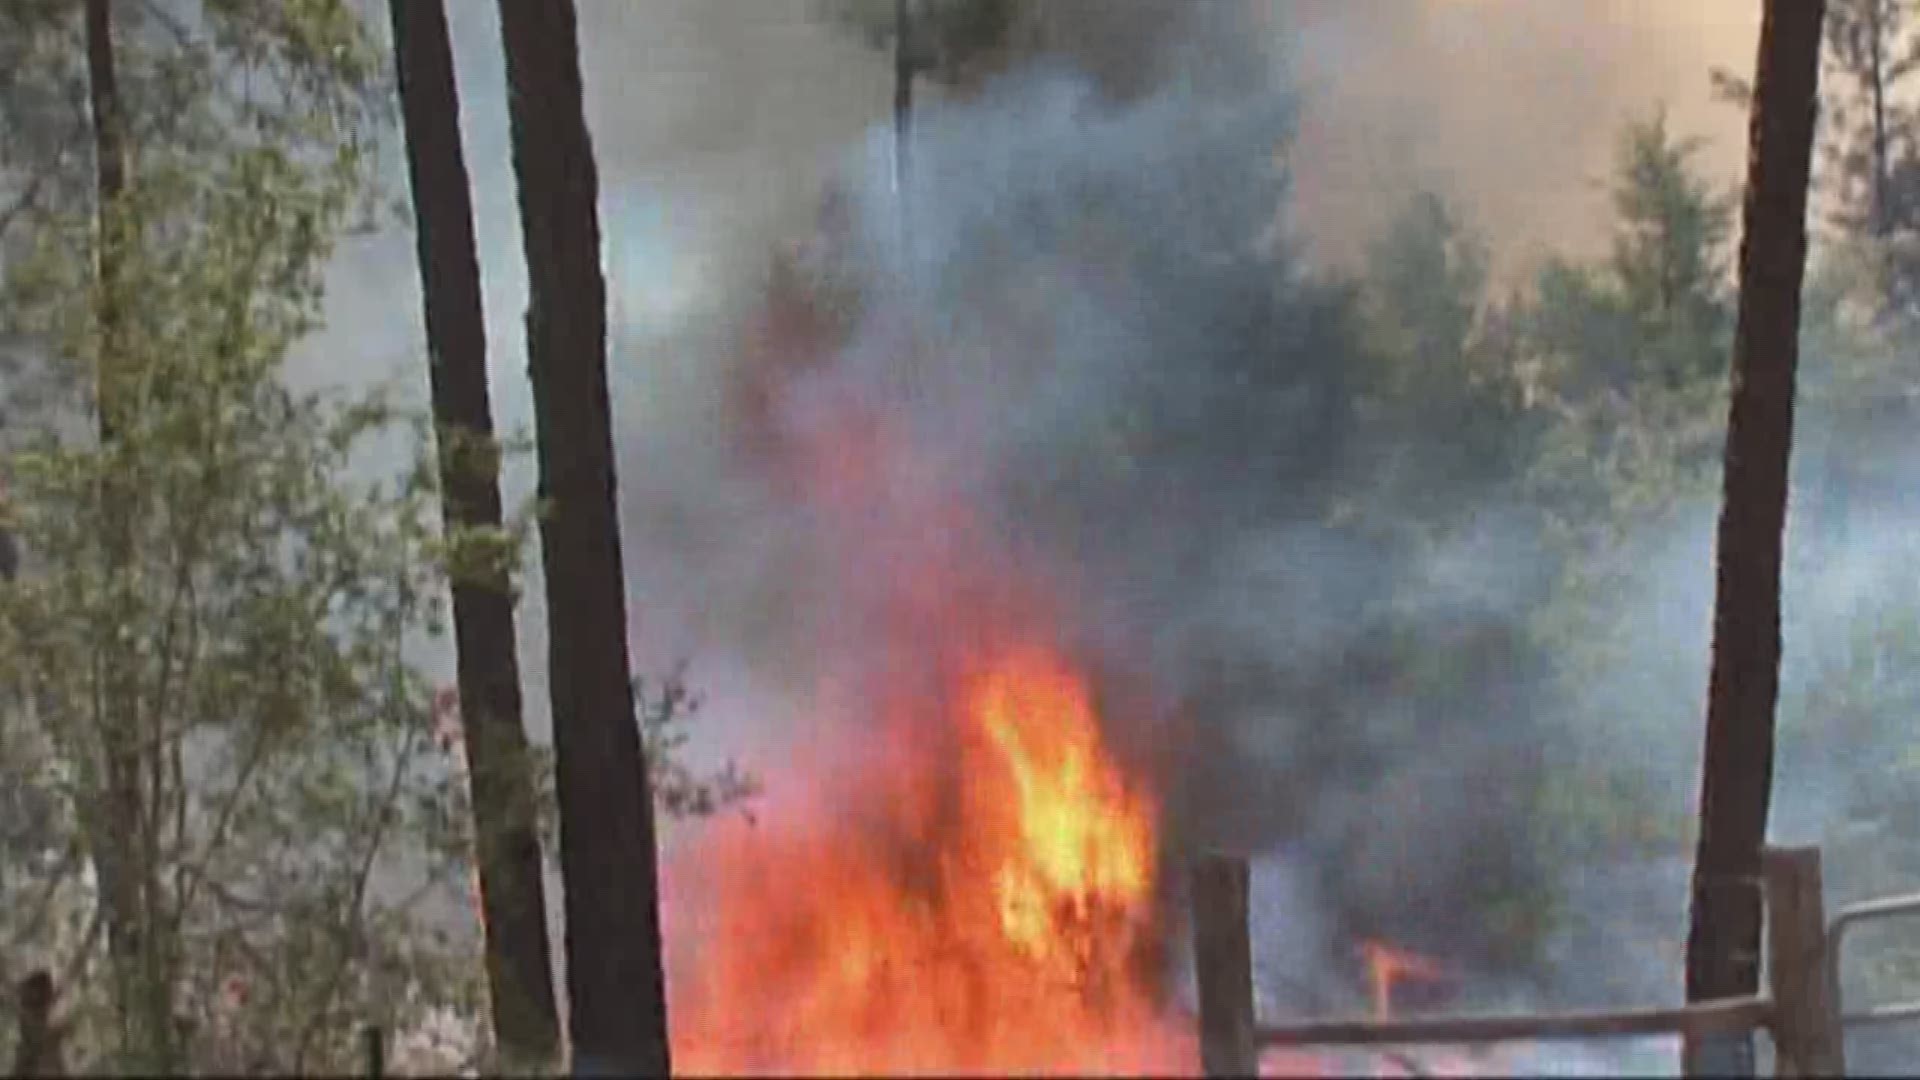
388, 0, 561, 1067
494, 1, 672, 1071
1683, 3, 1825, 1071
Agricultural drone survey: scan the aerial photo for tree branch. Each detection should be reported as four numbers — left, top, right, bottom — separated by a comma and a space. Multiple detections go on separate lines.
291, 720, 422, 1072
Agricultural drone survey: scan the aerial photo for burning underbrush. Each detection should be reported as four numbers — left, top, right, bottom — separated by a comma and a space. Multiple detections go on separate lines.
639, 57, 1578, 1076
664, 642, 1191, 1074
660, 376, 1196, 1073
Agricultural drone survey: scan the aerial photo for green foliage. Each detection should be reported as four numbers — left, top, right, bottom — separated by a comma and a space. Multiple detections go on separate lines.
1492, 116, 1738, 878
1351, 190, 1536, 535
1521, 114, 1735, 538
0, 216, 482, 1072
0, 2, 486, 1073
640, 673, 762, 825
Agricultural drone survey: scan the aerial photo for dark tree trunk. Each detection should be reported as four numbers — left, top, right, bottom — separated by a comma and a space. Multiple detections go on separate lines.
12, 971, 66, 1078
1868, 0, 1890, 237
84, 2, 175, 1069
1683, 1, 1824, 1073
494, 2, 672, 1073
388, 0, 562, 1066
894, 0, 914, 200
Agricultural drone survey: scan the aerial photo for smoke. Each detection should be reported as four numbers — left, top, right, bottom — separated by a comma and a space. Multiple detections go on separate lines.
604, 0, 1578, 1030
1283, 0, 1761, 275
283, 0, 1920, 1069
600, 10, 1920, 1070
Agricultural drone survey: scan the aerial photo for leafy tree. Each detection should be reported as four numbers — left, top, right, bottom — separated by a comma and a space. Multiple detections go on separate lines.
1352, 191, 1537, 533
1521, 114, 1736, 538
1497, 116, 1741, 889
0, 150, 485, 1074
1823, 0, 1919, 242
0, 2, 503, 1073
1727, 0, 1920, 314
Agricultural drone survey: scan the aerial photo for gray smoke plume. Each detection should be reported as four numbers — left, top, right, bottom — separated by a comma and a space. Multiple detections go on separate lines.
612, 3, 1575, 1039
612, 10, 1920, 1075
284, 1, 1920, 1071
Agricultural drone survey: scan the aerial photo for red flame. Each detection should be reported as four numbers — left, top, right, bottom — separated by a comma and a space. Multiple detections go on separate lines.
1360, 939, 1446, 1021
1358, 940, 1501, 1079
667, 645, 1187, 1074
666, 368, 1191, 1073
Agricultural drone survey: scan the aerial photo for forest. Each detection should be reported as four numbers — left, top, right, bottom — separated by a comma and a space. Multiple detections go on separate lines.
3, 0, 1920, 1076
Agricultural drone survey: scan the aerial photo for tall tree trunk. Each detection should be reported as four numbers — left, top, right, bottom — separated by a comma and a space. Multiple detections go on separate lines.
1867, 0, 1891, 237
894, 0, 914, 202
84, 2, 175, 1069
1682, 1, 1824, 1074
387, 0, 562, 1067
494, 3, 672, 1073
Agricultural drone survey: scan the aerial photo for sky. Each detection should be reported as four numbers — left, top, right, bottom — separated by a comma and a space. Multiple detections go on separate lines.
305, 0, 1767, 383
291, 0, 1771, 737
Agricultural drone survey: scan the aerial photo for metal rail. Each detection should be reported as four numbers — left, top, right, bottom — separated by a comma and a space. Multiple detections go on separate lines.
1827, 891, 1920, 1029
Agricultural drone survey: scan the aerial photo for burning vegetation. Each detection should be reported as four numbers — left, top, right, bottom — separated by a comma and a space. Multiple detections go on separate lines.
668, 644, 1187, 1074
667, 338, 1191, 1070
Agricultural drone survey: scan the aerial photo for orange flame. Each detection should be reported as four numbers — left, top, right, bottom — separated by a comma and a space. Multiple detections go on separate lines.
1360, 939, 1446, 1021
1358, 940, 1500, 1079
665, 334, 1210, 1072
666, 645, 1189, 1074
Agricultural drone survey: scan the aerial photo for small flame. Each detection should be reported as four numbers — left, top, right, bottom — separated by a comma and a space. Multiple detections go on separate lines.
1358, 940, 1503, 1079
1360, 939, 1446, 1021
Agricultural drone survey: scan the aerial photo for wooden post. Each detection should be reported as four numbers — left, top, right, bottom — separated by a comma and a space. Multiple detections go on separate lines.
362, 1024, 386, 1079
1192, 854, 1259, 1078
1764, 846, 1844, 1076
12, 970, 62, 1078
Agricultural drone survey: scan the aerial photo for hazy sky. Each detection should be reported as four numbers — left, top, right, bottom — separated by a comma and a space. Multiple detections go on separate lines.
1285, 0, 1761, 271
305, 0, 1766, 385
292, 0, 1769, 732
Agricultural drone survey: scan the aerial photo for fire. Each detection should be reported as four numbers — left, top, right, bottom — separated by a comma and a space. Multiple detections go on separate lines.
1358, 940, 1499, 1079
664, 299, 1207, 1072
1360, 939, 1446, 1021
973, 651, 1155, 964
666, 644, 1187, 1074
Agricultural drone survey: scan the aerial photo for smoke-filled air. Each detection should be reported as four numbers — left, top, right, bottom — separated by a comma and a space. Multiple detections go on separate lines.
3, 0, 1919, 1075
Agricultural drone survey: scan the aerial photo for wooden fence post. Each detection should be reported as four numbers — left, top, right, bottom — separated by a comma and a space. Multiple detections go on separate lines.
11, 969, 64, 1078
1192, 854, 1259, 1078
1764, 845, 1844, 1076
362, 1023, 386, 1079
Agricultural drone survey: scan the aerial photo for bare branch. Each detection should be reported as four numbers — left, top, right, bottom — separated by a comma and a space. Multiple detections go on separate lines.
291, 722, 423, 1072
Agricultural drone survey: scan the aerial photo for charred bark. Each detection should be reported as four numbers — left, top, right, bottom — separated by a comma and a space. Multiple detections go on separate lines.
1683, 1, 1824, 1073
388, 0, 562, 1066
495, 2, 672, 1073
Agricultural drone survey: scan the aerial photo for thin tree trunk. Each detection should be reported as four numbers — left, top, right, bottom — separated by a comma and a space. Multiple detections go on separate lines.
1868, 0, 1891, 237
84, 1, 175, 1069
894, 0, 913, 202
1682, 1, 1824, 1074
495, 2, 672, 1073
387, 0, 562, 1067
